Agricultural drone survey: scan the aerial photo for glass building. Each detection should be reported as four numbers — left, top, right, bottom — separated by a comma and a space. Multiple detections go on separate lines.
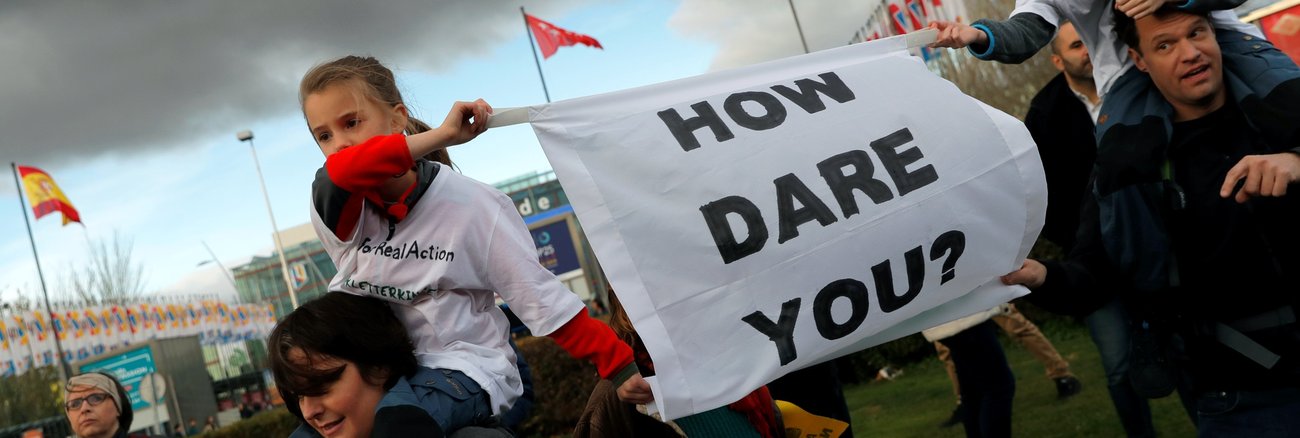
231, 232, 335, 320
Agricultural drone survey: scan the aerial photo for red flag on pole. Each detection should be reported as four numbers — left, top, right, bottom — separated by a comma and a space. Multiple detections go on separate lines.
525, 14, 603, 59
16, 165, 81, 225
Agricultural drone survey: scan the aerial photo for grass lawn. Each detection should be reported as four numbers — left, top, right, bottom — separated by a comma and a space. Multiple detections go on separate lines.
844, 322, 1198, 437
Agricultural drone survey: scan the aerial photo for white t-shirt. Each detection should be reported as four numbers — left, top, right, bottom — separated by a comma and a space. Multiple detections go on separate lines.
310, 167, 585, 415
1071, 88, 1103, 123
1010, 0, 1264, 96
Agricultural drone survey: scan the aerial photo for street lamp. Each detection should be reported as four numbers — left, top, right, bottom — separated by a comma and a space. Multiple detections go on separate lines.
200, 240, 241, 303
236, 130, 299, 310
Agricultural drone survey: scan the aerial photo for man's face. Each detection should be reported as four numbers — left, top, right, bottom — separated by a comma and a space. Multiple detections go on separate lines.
66, 386, 119, 438
1130, 13, 1224, 115
1052, 22, 1093, 81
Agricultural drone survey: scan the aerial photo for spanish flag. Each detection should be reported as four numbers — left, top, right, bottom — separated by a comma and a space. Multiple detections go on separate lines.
16, 165, 81, 225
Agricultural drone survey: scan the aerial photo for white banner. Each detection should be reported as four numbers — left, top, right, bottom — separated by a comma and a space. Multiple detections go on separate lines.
525, 34, 1045, 419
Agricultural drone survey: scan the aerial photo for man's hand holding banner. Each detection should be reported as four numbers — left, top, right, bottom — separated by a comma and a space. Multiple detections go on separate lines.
506, 33, 1046, 419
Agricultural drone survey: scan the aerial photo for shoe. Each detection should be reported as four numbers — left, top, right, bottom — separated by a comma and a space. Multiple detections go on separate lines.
1055, 376, 1082, 400
939, 403, 963, 428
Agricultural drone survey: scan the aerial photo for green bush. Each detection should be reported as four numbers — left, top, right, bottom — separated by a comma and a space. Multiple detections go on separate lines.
199, 408, 298, 438
515, 335, 600, 437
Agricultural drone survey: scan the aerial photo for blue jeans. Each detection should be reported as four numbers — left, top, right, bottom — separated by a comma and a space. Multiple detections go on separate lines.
941, 321, 1015, 438
1088, 299, 1201, 436
1196, 387, 1300, 437
1087, 299, 1156, 438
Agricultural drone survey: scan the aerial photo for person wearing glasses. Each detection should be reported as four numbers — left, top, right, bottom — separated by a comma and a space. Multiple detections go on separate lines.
64, 372, 133, 438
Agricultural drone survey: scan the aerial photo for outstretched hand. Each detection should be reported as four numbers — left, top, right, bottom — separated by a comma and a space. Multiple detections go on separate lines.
1000, 259, 1046, 288
438, 98, 493, 147
927, 20, 987, 49
1220, 152, 1300, 203
1115, 0, 1169, 20
616, 373, 654, 405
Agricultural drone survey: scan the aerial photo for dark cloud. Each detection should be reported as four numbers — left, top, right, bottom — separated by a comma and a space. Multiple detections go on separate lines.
669, 1, 872, 71
0, 0, 587, 167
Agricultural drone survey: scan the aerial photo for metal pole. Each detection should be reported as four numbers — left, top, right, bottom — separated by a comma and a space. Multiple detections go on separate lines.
299, 252, 328, 290
201, 240, 240, 299
787, 0, 811, 54
520, 6, 553, 103
9, 163, 72, 381
149, 371, 160, 433
241, 139, 299, 310
167, 373, 184, 433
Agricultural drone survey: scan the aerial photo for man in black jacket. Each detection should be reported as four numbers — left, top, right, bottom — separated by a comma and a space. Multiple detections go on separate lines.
1026, 21, 1195, 438
1027, 20, 1099, 252
1004, 6, 1300, 436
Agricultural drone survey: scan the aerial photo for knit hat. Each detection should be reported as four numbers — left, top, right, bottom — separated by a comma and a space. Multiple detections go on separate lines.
66, 373, 123, 415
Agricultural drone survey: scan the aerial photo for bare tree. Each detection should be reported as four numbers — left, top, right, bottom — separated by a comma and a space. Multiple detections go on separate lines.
63, 231, 147, 305
929, 0, 1059, 120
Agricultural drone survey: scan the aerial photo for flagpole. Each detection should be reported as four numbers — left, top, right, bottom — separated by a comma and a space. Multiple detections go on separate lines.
787, 0, 811, 54
520, 6, 553, 103
10, 163, 72, 382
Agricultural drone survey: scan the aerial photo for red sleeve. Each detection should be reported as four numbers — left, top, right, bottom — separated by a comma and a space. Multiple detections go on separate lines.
547, 310, 636, 381
324, 134, 414, 192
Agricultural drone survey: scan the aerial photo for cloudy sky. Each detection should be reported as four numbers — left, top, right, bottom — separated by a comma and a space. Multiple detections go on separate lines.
0, 0, 876, 304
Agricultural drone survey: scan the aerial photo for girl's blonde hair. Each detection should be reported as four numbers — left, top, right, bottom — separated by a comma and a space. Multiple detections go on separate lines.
299, 55, 451, 166
606, 285, 637, 347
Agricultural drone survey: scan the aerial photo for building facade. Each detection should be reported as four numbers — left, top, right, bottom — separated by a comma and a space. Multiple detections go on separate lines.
231, 224, 335, 320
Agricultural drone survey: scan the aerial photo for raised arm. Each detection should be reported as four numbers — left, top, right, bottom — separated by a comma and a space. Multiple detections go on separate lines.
929, 13, 1055, 64
1002, 181, 1122, 315
403, 99, 492, 159
480, 195, 641, 399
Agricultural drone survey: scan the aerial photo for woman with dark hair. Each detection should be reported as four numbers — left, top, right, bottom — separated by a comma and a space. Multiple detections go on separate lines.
270, 292, 502, 437
575, 287, 781, 438
64, 371, 134, 438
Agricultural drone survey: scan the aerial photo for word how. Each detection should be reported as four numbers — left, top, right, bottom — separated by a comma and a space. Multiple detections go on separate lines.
658, 72, 856, 152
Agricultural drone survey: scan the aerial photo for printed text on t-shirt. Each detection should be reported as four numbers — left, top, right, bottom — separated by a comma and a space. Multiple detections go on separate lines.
357, 237, 456, 262
343, 278, 436, 302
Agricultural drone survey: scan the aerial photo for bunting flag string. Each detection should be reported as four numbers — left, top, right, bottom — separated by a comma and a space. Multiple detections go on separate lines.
0, 300, 276, 377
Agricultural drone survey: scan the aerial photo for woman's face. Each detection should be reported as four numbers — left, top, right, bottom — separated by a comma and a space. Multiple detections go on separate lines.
291, 349, 387, 438
302, 80, 407, 157
66, 385, 119, 438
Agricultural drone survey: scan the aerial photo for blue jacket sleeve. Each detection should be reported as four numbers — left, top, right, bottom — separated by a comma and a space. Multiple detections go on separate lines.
968, 13, 1056, 64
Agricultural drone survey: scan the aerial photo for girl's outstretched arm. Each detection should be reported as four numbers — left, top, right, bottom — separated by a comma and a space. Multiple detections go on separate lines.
405, 99, 493, 158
